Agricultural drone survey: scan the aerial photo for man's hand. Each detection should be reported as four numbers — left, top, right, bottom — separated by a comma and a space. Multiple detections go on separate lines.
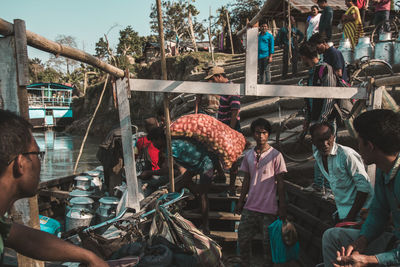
138, 170, 152, 180
333, 247, 378, 267
235, 200, 244, 215
268, 56, 273, 63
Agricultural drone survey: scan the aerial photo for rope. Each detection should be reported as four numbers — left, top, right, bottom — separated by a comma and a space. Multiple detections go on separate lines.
73, 74, 109, 174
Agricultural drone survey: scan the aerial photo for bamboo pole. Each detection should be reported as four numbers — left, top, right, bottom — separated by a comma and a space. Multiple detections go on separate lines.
0, 18, 124, 78
156, 0, 175, 192
208, 6, 214, 62
288, 0, 292, 70
226, 10, 235, 55
73, 74, 109, 174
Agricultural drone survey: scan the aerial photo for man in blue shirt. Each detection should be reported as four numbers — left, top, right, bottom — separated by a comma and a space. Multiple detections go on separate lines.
258, 22, 274, 84
309, 33, 348, 82
318, 0, 333, 41
323, 109, 400, 267
276, 16, 304, 79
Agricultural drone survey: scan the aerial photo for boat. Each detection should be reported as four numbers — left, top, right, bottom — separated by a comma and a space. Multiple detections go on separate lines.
27, 83, 74, 128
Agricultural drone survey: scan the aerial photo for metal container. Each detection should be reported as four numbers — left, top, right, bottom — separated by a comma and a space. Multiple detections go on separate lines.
354, 37, 373, 61
375, 32, 394, 65
338, 38, 354, 64
95, 197, 119, 224
65, 197, 94, 231
74, 175, 93, 191
69, 189, 93, 198
395, 35, 400, 65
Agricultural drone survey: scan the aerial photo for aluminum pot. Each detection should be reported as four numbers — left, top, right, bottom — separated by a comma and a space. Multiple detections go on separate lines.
375, 32, 394, 65
95, 196, 120, 224
65, 196, 94, 231
74, 175, 92, 191
395, 35, 400, 65
338, 38, 354, 64
354, 37, 373, 61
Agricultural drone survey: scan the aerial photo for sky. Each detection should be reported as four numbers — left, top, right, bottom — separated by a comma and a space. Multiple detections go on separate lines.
2, 0, 232, 63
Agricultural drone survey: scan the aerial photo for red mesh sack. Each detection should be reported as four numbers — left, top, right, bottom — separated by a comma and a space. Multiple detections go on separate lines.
170, 114, 246, 168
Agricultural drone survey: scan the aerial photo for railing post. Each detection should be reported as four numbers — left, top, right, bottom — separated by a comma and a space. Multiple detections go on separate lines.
245, 27, 258, 96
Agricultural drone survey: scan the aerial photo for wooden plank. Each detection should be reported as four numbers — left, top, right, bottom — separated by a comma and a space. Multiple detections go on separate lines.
128, 79, 367, 99
39, 189, 70, 199
13, 19, 29, 86
210, 231, 262, 242
245, 27, 258, 95
182, 210, 241, 220
116, 78, 140, 212
0, 36, 19, 112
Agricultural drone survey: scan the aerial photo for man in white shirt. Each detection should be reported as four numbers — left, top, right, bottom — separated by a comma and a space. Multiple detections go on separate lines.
310, 122, 373, 222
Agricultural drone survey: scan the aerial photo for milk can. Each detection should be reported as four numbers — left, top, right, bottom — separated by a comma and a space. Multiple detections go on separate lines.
74, 175, 93, 191
95, 196, 119, 224
375, 32, 394, 65
354, 37, 373, 61
86, 170, 103, 190
394, 35, 400, 65
338, 38, 354, 64
65, 196, 94, 231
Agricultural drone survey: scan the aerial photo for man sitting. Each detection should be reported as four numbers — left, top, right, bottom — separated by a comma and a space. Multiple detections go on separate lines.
0, 110, 107, 266
324, 109, 400, 267
310, 122, 373, 223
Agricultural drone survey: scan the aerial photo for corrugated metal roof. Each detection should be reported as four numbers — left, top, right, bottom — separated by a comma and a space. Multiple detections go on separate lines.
290, 0, 347, 13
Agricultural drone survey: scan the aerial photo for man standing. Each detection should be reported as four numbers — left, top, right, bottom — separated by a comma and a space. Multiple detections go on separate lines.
0, 110, 107, 266
323, 109, 400, 267
309, 33, 348, 82
206, 66, 241, 195
258, 21, 274, 84
318, 0, 334, 41
236, 118, 287, 266
276, 16, 304, 79
372, 0, 391, 33
310, 122, 373, 222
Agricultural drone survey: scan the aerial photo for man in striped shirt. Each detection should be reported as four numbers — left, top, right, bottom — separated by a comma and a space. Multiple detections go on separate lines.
205, 66, 241, 195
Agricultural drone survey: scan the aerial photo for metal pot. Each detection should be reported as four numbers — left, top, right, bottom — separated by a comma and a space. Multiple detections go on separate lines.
395, 35, 400, 65
338, 38, 354, 64
74, 175, 92, 191
354, 37, 373, 61
375, 32, 394, 65
65, 197, 94, 231
69, 189, 93, 198
95, 197, 120, 224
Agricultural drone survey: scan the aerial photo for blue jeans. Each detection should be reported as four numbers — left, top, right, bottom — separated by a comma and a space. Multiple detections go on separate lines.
258, 57, 271, 84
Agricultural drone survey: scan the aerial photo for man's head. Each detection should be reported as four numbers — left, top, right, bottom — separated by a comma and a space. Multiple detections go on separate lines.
311, 5, 319, 16
299, 42, 319, 67
260, 22, 268, 34
147, 126, 166, 150
317, 0, 328, 9
0, 110, 41, 198
204, 66, 228, 83
345, 0, 356, 7
310, 122, 335, 156
354, 109, 400, 165
144, 117, 159, 133
308, 33, 328, 54
251, 118, 272, 146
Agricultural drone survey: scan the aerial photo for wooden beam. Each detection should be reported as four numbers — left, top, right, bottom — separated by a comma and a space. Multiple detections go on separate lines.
116, 78, 140, 212
128, 79, 368, 100
245, 27, 258, 95
0, 36, 19, 112
0, 18, 124, 78
374, 75, 400, 87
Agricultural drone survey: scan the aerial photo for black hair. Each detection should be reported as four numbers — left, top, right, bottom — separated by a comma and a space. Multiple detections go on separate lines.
311, 5, 319, 10
0, 110, 33, 176
354, 109, 400, 155
299, 41, 319, 59
309, 122, 334, 137
308, 33, 326, 45
317, 0, 327, 3
147, 126, 165, 142
250, 118, 272, 134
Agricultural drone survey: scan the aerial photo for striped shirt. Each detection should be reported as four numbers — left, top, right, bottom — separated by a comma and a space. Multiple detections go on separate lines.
217, 94, 240, 125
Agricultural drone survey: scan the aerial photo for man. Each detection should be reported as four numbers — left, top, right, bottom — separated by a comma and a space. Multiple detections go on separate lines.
372, 0, 390, 33
299, 41, 337, 194
206, 66, 241, 195
276, 16, 304, 79
258, 21, 274, 84
136, 117, 160, 172
309, 33, 348, 82
0, 110, 107, 266
236, 118, 287, 266
323, 109, 400, 267
310, 122, 373, 223
144, 127, 215, 234
318, 0, 333, 41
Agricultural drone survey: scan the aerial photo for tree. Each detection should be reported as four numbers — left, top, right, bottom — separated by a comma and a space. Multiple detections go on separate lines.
228, 0, 262, 32
48, 35, 79, 74
28, 58, 45, 83
116, 26, 142, 57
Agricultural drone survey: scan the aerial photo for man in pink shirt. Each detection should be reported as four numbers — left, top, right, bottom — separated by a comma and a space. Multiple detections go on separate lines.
236, 118, 287, 266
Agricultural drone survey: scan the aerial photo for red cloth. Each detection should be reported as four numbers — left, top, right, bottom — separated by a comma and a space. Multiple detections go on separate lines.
356, 0, 366, 9
136, 136, 160, 170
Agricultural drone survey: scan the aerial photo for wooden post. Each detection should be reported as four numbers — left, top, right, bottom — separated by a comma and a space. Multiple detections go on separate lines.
156, 0, 175, 192
245, 27, 258, 95
208, 6, 214, 62
116, 78, 140, 211
12, 19, 45, 267
288, 0, 292, 71
226, 10, 234, 55
188, 9, 198, 52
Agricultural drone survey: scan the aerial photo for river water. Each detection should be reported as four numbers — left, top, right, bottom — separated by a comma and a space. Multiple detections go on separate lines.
33, 131, 102, 181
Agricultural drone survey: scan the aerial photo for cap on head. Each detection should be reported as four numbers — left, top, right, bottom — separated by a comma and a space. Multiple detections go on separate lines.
204, 66, 225, 80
